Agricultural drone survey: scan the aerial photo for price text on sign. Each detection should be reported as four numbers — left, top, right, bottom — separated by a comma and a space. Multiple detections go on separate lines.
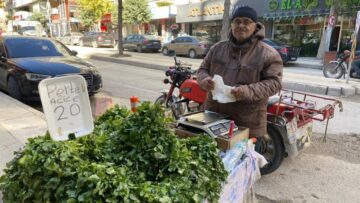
39, 75, 94, 141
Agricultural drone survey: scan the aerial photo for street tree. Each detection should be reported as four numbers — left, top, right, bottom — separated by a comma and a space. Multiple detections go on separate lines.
78, 0, 112, 31
316, 0, 360, 59
30, 12, 47, 28
123, 0, 151, 34
220, 0, 231, 41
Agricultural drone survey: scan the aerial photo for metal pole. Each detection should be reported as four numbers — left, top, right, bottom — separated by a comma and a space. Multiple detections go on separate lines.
323, 118, 330, 142
47, 0, 52, 37
346, 33, 357, 84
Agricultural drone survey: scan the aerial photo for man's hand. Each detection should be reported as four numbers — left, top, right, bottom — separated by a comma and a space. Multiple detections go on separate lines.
231, 86, 242, 100
199, 76, 215, 91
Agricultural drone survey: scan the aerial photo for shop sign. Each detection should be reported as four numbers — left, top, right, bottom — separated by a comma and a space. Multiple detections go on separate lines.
187, 4, 224, 17
101, 14, 111, 23
176, 0, 226, 23
268, 0, 319, 11
39, 75, 94, 141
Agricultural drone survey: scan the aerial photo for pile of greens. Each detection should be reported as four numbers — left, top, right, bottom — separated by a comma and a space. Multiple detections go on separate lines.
0, 102, 227, 203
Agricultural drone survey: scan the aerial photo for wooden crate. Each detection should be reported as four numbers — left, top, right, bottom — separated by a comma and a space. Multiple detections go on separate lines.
175, 126, 249, 151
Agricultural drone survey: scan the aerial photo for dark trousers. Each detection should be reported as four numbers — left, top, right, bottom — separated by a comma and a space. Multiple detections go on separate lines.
352, 60, 360, 76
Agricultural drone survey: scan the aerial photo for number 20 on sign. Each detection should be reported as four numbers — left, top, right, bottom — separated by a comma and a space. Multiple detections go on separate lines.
39, 75, 94, 141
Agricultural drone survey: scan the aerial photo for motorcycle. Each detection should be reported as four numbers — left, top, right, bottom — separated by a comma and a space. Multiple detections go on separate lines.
156, 57, 343, 175
323, 50, 360, 79
155, 56, 206, 119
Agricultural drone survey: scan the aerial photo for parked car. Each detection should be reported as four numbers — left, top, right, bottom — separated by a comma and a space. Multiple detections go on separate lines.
0, 36, 102, 101
123, 34, 161, 53
263, 38, 301, 64
59, 32, 84, 45
79, 32, 115, 48
161, 36, 213, 58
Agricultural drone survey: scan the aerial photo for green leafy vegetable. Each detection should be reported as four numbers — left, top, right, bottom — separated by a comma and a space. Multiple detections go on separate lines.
0, 102, 227, 202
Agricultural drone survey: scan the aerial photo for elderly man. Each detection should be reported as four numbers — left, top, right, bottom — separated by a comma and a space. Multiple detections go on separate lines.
197, 6, 283, 144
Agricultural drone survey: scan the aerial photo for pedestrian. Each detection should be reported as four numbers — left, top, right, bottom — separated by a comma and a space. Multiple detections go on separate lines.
197, 6, 283, 148
350, 50, 360, 78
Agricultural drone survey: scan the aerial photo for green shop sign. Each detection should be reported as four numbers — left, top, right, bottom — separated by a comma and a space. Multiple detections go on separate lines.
268, 0, 320, 11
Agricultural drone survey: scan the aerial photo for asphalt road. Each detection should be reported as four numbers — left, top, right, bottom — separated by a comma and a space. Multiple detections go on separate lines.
89, 59, 166, 103
69, 45, 324, 77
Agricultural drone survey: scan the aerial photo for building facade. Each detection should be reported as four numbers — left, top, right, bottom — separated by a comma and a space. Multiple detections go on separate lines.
175, 0, 359, 57
263, 0, 358, 56
176, 0, 266, 43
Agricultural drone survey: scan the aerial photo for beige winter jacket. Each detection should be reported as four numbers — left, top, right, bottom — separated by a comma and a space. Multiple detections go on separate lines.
197, 23, 283, 137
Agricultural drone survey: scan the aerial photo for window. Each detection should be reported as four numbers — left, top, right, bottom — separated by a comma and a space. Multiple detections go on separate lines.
175, 37, 184, 43
5, 38, 71, 58
184, 37, 193, 43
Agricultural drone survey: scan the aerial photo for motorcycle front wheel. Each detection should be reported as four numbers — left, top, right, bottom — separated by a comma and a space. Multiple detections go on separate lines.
323, 62, 345, 79
155, 94, 186, 120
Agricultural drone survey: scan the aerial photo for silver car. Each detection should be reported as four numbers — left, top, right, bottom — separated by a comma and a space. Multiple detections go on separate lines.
162, 36, 213, 58
60, 32, 83, 45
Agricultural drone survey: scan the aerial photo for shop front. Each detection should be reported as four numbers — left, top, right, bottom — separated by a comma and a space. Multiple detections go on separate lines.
176, 0, 264, 43
263, 0, 359, 57
176, 0, 226, 43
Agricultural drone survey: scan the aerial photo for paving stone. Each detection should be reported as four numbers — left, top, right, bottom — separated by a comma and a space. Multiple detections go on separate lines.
1, 115, 47, 145
327, 86, 342, 97
305, 84, 328, 95
341, 87, 356, 97
282, 82, 306, 92
0, 124, 18, 150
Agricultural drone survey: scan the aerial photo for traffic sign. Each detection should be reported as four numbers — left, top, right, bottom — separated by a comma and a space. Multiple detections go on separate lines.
328, 15, 336, 26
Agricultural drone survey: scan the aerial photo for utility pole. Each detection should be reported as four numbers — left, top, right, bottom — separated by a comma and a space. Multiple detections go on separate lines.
117, 0, 123, 55
47, 0, 52, 37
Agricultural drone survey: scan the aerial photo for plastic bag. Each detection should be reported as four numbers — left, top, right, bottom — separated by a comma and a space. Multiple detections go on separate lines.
211, 75, 236, 103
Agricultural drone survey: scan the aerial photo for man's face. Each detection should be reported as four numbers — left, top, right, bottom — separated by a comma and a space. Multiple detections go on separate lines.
231, 17, 256, 42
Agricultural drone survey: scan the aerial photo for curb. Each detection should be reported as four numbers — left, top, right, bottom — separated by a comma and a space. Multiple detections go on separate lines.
287, 62, 323, 70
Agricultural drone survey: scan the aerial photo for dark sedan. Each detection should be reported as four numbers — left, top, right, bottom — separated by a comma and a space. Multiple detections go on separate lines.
123, 34, 161, 53
0, 36, 102, 101
263, 38, 301, 64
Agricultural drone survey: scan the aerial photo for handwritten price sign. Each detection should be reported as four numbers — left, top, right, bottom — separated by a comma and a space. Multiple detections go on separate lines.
39, 75, 94, 141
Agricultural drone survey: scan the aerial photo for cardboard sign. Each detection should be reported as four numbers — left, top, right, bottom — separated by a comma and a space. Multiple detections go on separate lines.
39, 75, 94, 141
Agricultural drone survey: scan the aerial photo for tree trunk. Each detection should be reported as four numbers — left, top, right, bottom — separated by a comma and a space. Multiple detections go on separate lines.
118, 0, 123, 55
220, 0, 231, 41
316, 4, 337, 59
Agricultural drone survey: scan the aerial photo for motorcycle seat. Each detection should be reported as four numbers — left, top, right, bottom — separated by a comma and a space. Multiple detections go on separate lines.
268, 96, 281, 107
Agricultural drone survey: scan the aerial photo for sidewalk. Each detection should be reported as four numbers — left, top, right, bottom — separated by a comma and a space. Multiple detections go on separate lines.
289, 57, 323, 69
0, 92, 47, 177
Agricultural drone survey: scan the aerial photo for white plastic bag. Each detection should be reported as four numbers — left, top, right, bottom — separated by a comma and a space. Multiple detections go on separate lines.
211, 75, 236, 103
